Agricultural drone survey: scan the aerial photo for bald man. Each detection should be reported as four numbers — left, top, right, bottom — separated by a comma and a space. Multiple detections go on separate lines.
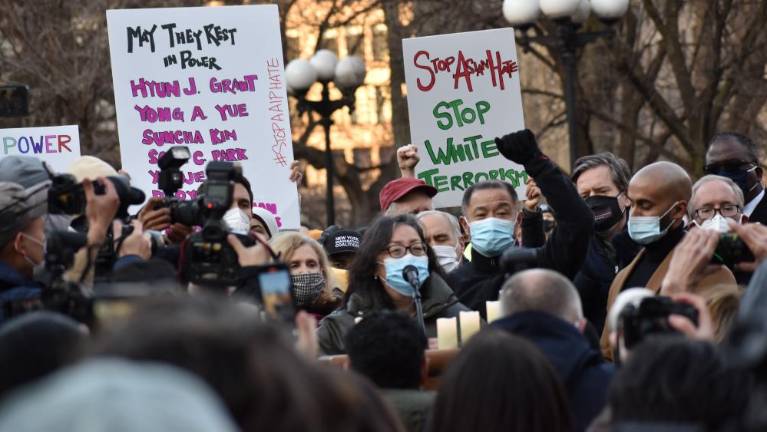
494, 269, 613, 432
600, 162, 735, 357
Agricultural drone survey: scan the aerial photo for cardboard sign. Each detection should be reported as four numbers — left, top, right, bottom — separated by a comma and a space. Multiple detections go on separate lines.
403, 28, 527, 208
0, 125, 81, 173
107, 5, 299, 229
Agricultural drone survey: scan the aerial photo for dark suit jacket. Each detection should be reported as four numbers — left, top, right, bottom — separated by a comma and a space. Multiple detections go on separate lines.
747, 193, 767, 225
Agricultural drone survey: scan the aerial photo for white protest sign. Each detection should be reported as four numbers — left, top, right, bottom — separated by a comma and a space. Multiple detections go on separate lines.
0, 125, 81, 173
107, 5, 299, 229
403, 28, 527, 208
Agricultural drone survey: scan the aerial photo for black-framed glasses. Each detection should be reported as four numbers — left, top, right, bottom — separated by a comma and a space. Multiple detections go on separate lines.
693, 204, 741, 221
386, 243, 427, 258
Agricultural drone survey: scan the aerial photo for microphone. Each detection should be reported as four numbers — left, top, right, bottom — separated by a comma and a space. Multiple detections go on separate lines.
402, 265, 420, 290
402, 264, 426, 334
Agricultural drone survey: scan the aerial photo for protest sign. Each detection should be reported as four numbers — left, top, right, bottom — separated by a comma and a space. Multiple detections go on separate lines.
403, 28, 527, 208
0, 125, 81, 173
106, 5, 299, 229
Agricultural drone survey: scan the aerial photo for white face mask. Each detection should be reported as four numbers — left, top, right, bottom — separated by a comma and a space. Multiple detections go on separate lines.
223, 208, 251, 235
432, 244, 460, 273
697, 213, 739, 233
20, 232, 46, 268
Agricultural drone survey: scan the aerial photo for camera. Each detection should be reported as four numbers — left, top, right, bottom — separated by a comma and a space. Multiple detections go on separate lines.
501, 246, 540, 274
181, 161, 255, 287
41, 230, 94, 325
2, 230, 94, 325
712, 233, 754, 268
620, 296, 699, 349
156, 146, 203, 226
48, 173, 146, 218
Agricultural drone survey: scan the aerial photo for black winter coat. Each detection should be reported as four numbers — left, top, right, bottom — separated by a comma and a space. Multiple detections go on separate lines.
447, 155, 594, 313
493, 311, 615, 432
317, 273, 469, 355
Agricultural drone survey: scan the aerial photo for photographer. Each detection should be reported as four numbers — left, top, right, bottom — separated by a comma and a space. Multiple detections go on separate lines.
0, 157, 120, 321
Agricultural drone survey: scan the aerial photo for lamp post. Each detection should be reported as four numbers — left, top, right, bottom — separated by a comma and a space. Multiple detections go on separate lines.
502, 0, 629, 168
286, 50, 366, 226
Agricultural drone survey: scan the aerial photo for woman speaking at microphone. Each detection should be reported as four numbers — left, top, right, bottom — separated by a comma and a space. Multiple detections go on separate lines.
317, 215, 469, 355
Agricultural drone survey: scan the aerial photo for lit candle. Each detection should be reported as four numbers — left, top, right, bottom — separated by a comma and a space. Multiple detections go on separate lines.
436, 317, 458, 350
486, 301, 502, 323
459, 311, 481, 344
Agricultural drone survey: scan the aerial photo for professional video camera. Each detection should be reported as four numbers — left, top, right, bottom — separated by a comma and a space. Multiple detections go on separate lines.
3, 230, 93, 325
180, 160, 255, 287
155, 146, 204, 226
619, 296, 699, 350
39, 230, 94, 325
48, 173, 145, 218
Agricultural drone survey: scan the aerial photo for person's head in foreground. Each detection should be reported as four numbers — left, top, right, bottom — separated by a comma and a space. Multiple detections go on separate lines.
0, 311, 86, 400
499, 268, 586, 331
608, 337, 750, 431
95, 295, 404, 432
346, 311, 427, 390
429, 330, 572, 432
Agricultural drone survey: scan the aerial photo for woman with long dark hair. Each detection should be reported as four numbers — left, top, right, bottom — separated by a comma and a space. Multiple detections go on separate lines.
318, 214, 469, 355
429, 330, 573, 432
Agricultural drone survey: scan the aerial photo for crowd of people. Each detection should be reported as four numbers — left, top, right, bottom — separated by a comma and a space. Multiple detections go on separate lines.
0, 127, 766, 432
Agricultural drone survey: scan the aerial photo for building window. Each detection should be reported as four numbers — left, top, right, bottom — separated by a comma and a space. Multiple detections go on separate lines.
375, 86, 390, 124
321, 34, 339, 55
345, 32, 364, 56
372, 26, 388, 61
285, 34, 300, 61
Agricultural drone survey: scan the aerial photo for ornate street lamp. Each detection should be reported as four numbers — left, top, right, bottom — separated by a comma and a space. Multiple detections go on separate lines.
503, 0, 629, 168
286, 50, 367, 226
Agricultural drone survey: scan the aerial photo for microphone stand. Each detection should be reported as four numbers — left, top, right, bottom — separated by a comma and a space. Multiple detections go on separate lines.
403, 265, 426, 335
412, 285, 426, 335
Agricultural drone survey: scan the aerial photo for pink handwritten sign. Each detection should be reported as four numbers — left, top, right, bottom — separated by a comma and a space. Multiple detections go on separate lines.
107, 5, 300, 228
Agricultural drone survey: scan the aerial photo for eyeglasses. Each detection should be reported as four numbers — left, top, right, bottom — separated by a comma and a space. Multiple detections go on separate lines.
386, 243, 427, 258
693, 204, 741, 221
703, 161, 757, 175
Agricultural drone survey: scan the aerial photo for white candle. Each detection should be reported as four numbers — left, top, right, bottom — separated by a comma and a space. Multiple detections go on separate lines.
436, 317, 458, 350
459, 311, 481, 344
486, 301, 502, 323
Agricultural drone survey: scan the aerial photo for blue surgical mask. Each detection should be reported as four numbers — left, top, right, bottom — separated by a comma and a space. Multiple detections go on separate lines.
628, 202, 679, 245
470, 217, 515, 257
383, 254, 429, 297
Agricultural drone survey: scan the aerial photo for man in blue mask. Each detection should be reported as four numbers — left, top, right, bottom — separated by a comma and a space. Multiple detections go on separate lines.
705, 132, 765, 225
447, 129, 594, 314
599, 161, 735, 356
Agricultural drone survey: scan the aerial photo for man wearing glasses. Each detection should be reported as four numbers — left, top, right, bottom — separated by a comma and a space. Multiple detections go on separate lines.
705, 132, 766, 225
688, 175, 750, 284
689, 175, 746, 230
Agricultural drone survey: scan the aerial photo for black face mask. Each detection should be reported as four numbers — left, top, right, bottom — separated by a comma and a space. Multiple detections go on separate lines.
585, 195, 625, 232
